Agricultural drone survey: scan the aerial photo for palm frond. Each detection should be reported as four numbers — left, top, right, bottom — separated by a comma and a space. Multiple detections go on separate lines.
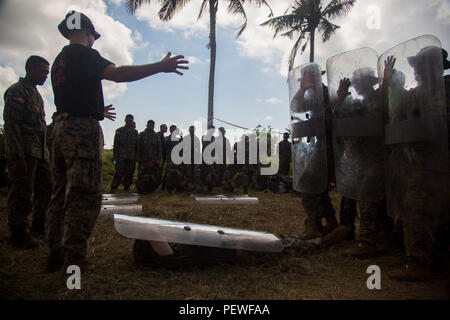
288, 33, 307, 71
322, 0, 355, 19
227, 0, 248, 37
318, 18, 340, 42
125, 0, 156, 15
158, 0, 191, 21
197, 0, 209, 20
243, 0, 273, 17
260, 14, 303, 38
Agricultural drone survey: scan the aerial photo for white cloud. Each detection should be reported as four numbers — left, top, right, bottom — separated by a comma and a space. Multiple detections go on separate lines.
132, 0, 450, 79
0, 0, 137, 125
266, 97, 282, 104
0, 65, 19, 101
264, 115, 273, 122
257, 97, 283, 104
186, 56, 205, 65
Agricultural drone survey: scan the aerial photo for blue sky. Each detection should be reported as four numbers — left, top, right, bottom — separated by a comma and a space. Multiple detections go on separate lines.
1, 0, 449, 148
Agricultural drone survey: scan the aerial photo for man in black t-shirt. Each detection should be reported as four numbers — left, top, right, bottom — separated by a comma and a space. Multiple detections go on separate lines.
46, 10, 189, 272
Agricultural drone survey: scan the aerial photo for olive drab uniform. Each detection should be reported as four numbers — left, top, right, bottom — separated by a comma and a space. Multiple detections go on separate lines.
278, 139, 291, 176
110, 125, 138, 192
3, 77, 51, 236
165, 156, 195, 192
136, 128, 162, 193
222, 164, 250, 194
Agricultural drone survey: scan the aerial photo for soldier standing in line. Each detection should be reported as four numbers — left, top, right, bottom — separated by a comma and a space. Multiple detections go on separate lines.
290, 65, 339, 239
46, 11, 188, 272
381, 43, 449, 281
3, 55, 52, 248
278, 132, 291, 176
136, 120, 163, 193
158, 123, 168, 165
110, 114, 138, 193
215, 127, 231, 184
186, 125, 201, 178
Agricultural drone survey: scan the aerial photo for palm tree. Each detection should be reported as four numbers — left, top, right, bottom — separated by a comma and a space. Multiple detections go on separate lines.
126, 0, 272, 128
260, 0, 355, 71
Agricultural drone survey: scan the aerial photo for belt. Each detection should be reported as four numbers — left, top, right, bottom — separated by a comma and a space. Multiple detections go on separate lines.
55, 113, 99, 122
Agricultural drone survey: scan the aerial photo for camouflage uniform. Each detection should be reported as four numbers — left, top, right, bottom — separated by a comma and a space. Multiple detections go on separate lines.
300, 85, 339, 236
222, 164, 249, 193
46, 114, 103, 256
110, 125, 138, 191
165, 159, 195, 192
197, 163, 218, 193
136, 128, 162, 193
3, 77, 51, 235
278, 139, 291, 176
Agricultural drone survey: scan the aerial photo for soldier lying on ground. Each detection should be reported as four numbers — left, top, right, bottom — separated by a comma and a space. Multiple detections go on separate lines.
133, 225, 354, 269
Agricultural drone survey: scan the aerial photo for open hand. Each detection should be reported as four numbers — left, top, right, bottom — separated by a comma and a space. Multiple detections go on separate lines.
383, 55, 396, 82
160, 52, 189, 75
104, 104, 116, 121
337, 78, 351, 101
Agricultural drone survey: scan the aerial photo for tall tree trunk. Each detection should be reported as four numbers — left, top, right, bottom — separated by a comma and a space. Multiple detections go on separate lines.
309, 29, 315, 62
207, 0, 217, 128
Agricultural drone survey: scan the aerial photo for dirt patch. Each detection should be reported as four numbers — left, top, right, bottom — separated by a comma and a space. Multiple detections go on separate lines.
0, 188, 449, 300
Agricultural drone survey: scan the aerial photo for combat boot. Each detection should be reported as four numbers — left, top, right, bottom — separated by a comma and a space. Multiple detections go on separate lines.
45, 249, 65, 272
9, 226, 37, 249
304, 218, 322, 239
321, 215, 339, 235
388, 259, 431, 282
344, 241, 379, 259
322, 225, 354, 247
63, 250, 90, 273
30, 219, 45, 236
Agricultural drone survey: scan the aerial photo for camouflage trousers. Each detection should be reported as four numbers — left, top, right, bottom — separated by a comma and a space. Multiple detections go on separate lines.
165, 168, 194, 192
278, 160, 290, 176
136, 162, 162, 194
358, 200, 392, 245
46, 115, 103, 257
403, 222, 435, 264
301, 191, 336, 220
111, 158, 136, 191
7, 157, 51, 231
222, 173, 249, 193
339, 196, 357, 227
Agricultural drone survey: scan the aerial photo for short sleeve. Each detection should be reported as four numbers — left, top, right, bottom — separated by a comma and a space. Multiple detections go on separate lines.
84, 48, 114, 78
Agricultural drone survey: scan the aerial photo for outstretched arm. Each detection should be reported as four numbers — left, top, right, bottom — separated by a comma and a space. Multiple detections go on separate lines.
100, 52, 189, 83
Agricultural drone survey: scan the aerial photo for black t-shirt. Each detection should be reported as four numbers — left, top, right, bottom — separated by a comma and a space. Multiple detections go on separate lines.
51, 44, 113, 120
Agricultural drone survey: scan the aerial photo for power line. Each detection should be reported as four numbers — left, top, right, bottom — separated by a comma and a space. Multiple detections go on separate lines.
213, 117, 286, 135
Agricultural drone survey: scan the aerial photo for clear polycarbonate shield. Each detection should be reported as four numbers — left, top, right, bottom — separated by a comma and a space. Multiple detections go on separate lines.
288, 63, 328, 194
102, 193, 140, 198
194, 195, 259, 205
326, 47, 385, 202
102, 197, 139, 205
378, 35, 449, 225
99, 204, 142, 217
114, 214, 284, 252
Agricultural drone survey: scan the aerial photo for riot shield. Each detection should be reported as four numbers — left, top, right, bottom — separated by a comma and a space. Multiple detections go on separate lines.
194, 195, 259, 205
326, 47, 385, 202
289, 63, 328, 194
114, 214, 284, 252
100, 204, 143, 217
378, 35, 449, 225
102, 196, 139, 205
102, 193, 140, 198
